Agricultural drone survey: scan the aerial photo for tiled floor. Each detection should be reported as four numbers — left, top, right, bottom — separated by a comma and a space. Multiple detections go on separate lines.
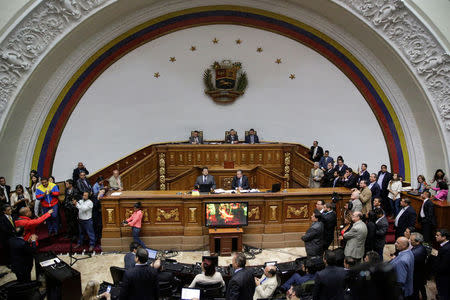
0, 245, 437, 299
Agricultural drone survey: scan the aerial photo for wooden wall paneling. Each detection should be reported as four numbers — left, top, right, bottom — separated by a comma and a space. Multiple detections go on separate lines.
264, 199, 283, 234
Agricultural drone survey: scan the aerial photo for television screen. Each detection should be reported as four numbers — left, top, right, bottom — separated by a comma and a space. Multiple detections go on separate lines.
205, 202, 248, 227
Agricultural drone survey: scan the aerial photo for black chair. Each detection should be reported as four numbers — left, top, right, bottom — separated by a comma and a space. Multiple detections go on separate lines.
195, 281, 224, 299
1, 280, 43, 300
158, 281, 179, 300
110, 266, 125, 286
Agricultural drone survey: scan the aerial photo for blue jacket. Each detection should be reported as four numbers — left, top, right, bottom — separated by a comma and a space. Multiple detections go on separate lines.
390, 249, 414, 297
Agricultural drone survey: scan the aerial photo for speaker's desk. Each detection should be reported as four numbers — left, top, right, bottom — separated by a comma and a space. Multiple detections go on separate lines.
101, 188, 351, 251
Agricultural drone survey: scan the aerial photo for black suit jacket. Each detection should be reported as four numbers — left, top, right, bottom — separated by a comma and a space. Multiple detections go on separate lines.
225, 134, 239, 143
411, 244, 427, 284
322, 169, 336, 187
76, 178, 92, 195
321, 211, 337, 241
231, 175, 250, 190
157, 270, 174, 284
301, 221, 324, 257
309, 146, 324, 162
72, 167, 89, 183
434, 242, 450, 278
374, 216, 388, 250
0, 185, 11, 205
418, 199, 437, 226
245, 134, 259, 144
395, 206, 417, 237
370, 182, 381, 200
124, 252, 136, 270
334, 164, 348, 176
0, 214, 16, 242
8, 237, 36, 276
343, 174, 357, 189
357, 171, 370, 185
313, 265, 347, 300
226, 268, 256, 300
119, 265, 159, 300
377, 171, 392, 193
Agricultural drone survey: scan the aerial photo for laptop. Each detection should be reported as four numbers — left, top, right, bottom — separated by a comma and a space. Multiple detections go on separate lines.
270, 183, 281, 193
199, 184, 212, 193
181, 288, 201, 300
146, 248, 158, 261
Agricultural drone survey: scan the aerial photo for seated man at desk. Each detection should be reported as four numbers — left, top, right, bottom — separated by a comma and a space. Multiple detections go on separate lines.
231, 170, 250, 190
195, 167, 216, 190
245, 128, 259, 144
225, 129, 239, 144
189, 130, 203, 144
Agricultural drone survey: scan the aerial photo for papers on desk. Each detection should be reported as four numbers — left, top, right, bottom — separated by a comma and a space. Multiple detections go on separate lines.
111, 192, 122, 196
40, 257, 60, 267
213, 189, 260, 194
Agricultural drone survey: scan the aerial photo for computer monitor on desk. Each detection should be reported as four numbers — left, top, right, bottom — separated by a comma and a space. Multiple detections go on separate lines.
270, 183, 281, 193
199, 184, 213, 193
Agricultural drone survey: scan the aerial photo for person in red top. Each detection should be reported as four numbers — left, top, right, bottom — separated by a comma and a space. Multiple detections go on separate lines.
15, 206, 53, 243
123, 202, 145, 248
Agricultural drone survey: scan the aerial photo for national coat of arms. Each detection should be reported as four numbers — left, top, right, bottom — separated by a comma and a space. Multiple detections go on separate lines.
203, 60, 248, 103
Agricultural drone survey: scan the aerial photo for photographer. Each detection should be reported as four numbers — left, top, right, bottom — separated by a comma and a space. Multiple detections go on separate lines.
123, 202, 145, 248
74, 192, 95, 252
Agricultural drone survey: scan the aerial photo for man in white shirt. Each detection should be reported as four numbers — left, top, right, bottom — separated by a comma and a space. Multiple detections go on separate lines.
74, 192, 95, 252
0, 177, 11, 205
253, 265, 278, 300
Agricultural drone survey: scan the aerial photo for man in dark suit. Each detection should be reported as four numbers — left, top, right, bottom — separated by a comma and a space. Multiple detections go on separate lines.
319, 150, 334, 171
334, 158, 348, 176
342, 169, 357, 189
76, 171, 92, 196
410, 232, 428, 300
189, 131, 203, 144
308, 141, 323, 162
321, 203, 337, 251
244, 128, 259, 144
231, 170, 250, 190
313, 250, 347, 300
377, 165, 392, 215
124, 242, 140, 270
8, 226, 37, 282
194, 167, 216, 190
0, 177, 11, 205
72, 162, 89, 184
322, 162, 336, 187
120, 248, 159, 300
225, 129, 239, 144
418, 190, 436, 243
368, 173, 381, 204
0, 204, 15, 266
434, 229, 450, 300
394, 198, 417, 239
226, 252, 256, 300
357, 163, 370, 185
373, 207, 388, 259
302, 210, 324, 257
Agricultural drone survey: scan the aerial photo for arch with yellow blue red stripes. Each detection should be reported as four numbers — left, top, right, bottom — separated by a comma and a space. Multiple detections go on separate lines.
32, 6, 410, 180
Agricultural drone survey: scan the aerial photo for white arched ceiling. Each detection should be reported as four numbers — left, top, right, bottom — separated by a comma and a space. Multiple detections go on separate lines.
0, 0, 447, 186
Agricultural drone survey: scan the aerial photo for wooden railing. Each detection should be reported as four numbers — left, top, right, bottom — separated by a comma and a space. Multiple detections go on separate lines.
166, 167, 201, 190
121, 150, 158, 190
291, 150, 314, 187
254, 166, 287, 189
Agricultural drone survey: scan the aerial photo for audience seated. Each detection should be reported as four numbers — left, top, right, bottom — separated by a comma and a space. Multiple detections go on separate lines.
124, 242, 140, 270
189, 257, 224, 289
194, 167, 216, 190
189, 130, 203, 144
108, 170, 123, 191
225, 129, 239, 144
225, 252, 256, 300
231, 169, 250, 190
313, 250, 347, 300
322, 162, 335, 187
253, 265, 278, 300
119, 248, 159, 300
281, 257, 324, 292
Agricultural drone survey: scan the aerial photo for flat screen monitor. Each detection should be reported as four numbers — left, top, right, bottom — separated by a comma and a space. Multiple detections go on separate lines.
205, 202, 248, 227
146, 248, 158, 260
199, 184, 212, 192
181, 288, 201, 300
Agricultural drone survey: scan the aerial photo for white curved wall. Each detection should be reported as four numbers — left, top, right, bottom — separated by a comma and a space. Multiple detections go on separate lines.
53, 25, 389, 180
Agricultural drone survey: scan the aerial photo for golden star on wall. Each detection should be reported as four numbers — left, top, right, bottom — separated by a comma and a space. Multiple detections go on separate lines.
190, 46, 197, 51
236, 39, 242, 44
256, 47, 263, 53
212, 38, 219, 44
169, 57, 176, 62
289, 74, 296, 80
154, 72, 160, 78
275, 58, 282, 64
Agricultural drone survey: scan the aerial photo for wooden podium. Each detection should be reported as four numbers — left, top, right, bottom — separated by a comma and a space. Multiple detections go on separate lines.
209, 228, 243, 256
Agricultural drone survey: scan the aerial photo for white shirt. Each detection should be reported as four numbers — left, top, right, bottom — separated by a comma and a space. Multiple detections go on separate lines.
76, 199, 93, 220
441, 240, 449, 247
377, 172, 386, 187
420, 198, 428, 218
368, 182, 375, 189
375, 216, 385, 224
0, 185, 9, 203
388, 181, 402, 199
313, 147, 318, 158
395, 206, 407, 227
